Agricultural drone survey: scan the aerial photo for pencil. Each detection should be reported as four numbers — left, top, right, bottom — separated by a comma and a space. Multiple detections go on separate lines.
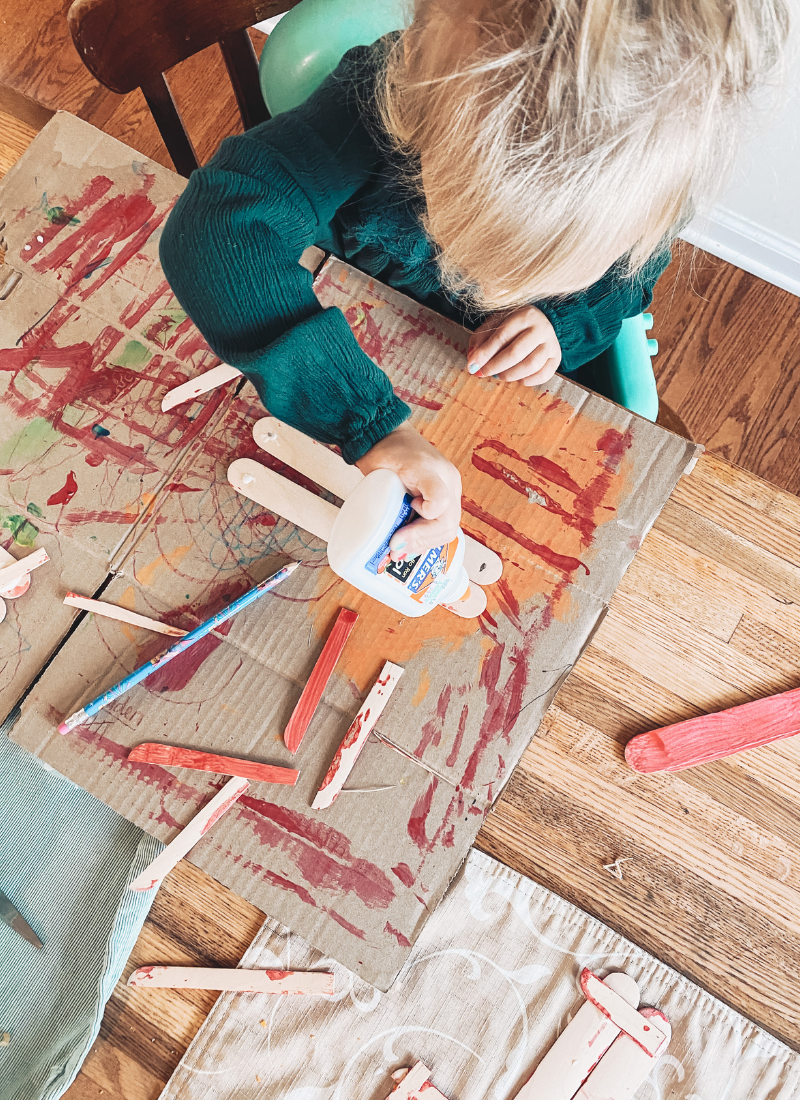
58, 561, 301, 734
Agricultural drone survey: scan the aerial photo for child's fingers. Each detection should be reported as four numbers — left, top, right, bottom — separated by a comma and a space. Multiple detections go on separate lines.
522, 357, 561, 386
466, 314, 529, 371
474, 329, 542, 378
492, 344, 553, 382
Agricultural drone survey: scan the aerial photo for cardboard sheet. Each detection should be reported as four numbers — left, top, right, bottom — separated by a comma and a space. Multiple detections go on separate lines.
2, 115, 700, 988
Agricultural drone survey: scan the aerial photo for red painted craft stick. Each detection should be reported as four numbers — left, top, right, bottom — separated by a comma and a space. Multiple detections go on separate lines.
128, 743, 299, 785
624, 685, 800, 774
284, 607, 358, 754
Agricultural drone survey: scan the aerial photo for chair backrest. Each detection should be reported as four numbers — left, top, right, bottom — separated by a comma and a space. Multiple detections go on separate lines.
259, 0, 407, 116
68, 0, 300, 177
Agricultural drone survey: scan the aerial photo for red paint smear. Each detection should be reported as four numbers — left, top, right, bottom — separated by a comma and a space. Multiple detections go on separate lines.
84, 453, 104, 467
384, 921, 412, 948
144, 620, 232, 695
408, 776, 438, 851
243, 513, 278, 529
494, 577, 522, 630
119, 277, 173, 329
462, 498, 588, 577
165, 483, 202, 493
254, 865, 367, 940
460, 639, 531, 793
597, 427, 633, 473
414, 684, 452, 757
393, 387, 444, 412
46, 470, 78, 506
478, 439, 582, 494
445, 704, 470, 769
60, 509, 139, 526
21, 176, 114, 260
391, 862, 415, 887
31, 182, 162, 300
235, 793, 395, 909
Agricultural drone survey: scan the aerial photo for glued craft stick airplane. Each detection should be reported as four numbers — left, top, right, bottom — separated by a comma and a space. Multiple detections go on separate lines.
228, 417, 503, 618
514, 969, 670, 1100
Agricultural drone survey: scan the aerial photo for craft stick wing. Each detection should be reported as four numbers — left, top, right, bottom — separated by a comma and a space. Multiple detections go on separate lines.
514, 972, 640, 1100
575, 1008, 671, 1100
228, 458, 338, 542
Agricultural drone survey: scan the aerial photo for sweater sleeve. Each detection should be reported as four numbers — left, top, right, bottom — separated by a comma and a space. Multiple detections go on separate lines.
536, 244, 673, 373
158, 47, 410, 464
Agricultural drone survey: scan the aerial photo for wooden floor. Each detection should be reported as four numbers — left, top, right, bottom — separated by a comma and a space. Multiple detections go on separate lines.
3, 5, 800, 1097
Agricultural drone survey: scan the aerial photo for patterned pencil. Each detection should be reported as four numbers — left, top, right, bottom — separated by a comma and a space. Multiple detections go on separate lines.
58, 561, 300, 734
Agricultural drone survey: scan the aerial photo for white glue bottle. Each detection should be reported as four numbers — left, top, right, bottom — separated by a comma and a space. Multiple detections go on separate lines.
327, 469, 486, 618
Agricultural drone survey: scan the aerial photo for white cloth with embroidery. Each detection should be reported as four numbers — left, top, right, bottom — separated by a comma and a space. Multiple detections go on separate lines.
160, 850, 799, 1100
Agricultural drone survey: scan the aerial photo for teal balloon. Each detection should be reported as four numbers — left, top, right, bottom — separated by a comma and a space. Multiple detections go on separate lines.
260, 0, 409, 116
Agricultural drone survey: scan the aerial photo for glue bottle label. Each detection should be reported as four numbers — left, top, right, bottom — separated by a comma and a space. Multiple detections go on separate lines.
364, 494, 458, 606
365, 494, 414, 576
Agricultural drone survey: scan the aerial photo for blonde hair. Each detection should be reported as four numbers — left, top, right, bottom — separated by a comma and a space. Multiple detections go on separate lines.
378, 0, 791, 312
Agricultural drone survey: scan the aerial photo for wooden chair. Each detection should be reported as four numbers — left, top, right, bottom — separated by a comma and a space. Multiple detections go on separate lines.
67, 0, 300, 178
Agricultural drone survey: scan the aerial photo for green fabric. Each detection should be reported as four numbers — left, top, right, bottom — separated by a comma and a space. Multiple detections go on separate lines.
159, 39, 671, 463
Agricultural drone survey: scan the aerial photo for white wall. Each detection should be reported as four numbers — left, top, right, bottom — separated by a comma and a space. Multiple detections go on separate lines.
680, 28, 800, 297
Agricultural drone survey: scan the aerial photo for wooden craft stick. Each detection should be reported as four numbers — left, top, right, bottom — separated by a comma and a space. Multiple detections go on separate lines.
161, 363, 242, 411
64, 593, 188, 637
514, 972, 640, 1100
253, 417, 364, 498
625, 685, 800, 773
284, 607, 359, 754
575, 1008, 671, 1100
228, 458, 338, 542
252, 418, 503, 585
387, 1062, 451, 1100
312, 662, 404, 810
128, 966, 334, 994
0, 545, 30, 597
128, 743, 299, 785
580, 970, 668, 1057
0, 547, 48, 590
129, 776, 249, 891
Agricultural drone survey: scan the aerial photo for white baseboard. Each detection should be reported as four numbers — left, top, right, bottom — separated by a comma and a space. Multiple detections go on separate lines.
679, 206, 800, 298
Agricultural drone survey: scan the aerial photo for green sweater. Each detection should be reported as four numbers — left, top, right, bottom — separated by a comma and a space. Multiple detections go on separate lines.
159, 40, 671, 464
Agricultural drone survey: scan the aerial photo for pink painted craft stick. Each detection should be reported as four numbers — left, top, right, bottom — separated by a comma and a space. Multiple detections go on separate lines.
0, 547, 49, 589
580, 970, 668, 1057
128, 776, 249, 891
128, 743, 298, 785
625, 685, 800, 773
575, 1008, 671, 1100
284, 607, 359, 754
128, 966, 334, 994
514, 972, 640, 1100
312, 662, 404, 810
387, 1062, 451, 1100
64, 593, 188, 637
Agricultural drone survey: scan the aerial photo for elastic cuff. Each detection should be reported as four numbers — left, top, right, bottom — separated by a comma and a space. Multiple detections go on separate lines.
339, 394, 411, 464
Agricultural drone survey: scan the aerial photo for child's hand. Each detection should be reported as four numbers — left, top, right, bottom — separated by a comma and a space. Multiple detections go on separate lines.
467, 306, 561, 386
356, 423, 462, 562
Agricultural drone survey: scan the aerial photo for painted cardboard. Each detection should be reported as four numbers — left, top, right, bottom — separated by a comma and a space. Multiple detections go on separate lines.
2, 115, 700, 988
